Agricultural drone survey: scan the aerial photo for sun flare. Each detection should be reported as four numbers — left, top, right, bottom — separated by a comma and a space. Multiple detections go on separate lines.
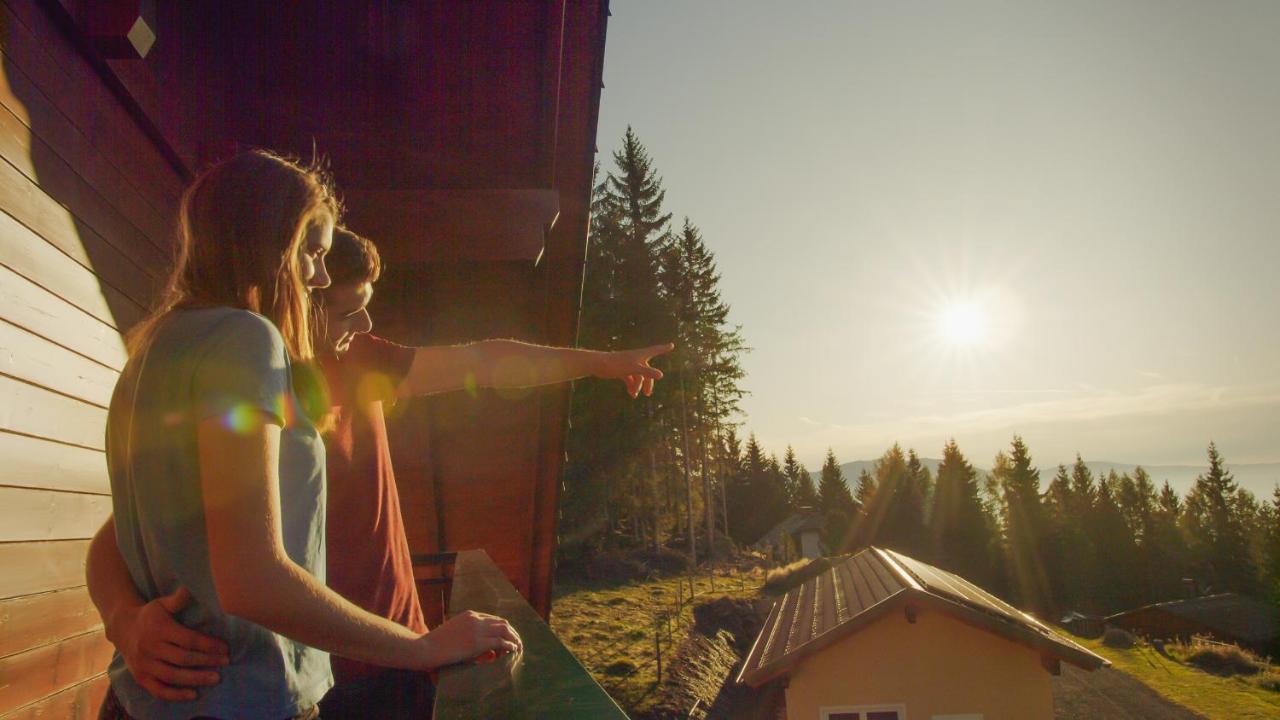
938, 300, 988, 346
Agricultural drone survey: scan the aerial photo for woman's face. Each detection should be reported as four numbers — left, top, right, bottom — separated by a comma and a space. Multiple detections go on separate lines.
298, 218, 334, 289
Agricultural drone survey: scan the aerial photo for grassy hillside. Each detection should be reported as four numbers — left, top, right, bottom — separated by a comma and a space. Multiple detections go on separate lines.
1078, 635, 1280, 720
550, 568, 761, 715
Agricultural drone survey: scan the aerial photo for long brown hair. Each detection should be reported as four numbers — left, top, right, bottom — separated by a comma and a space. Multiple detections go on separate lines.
130, 150, 339, 360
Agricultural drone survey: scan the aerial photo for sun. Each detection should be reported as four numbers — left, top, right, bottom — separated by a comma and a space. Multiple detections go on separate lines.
938, 299, 988, 346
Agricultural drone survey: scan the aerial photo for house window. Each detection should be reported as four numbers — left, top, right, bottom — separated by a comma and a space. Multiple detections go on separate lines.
820, 705, 907, 720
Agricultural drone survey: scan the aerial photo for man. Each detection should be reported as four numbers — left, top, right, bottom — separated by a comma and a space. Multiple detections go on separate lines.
86, 227, 672, 717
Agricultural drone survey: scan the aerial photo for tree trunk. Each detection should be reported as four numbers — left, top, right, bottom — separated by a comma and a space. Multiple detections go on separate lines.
679, 367, 696, 566
697, 383, 715, 556
646, 400, 660, 553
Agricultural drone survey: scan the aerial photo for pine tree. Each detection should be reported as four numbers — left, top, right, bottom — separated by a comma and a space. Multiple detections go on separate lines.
1144, 481, 1191, 602
893, 449, 931, 556
1183, 443, 1258, 594
855, 444, 908, 550
1042, 464, 1074, 609
1061, 454, 1099, 609
854, 469, 876, 508
1264, 486, 1280, 605
566, 129, 676, 553
783, 446, 814, 509
995, 437, 1053, 615
1090, 472, 1140, 611
929, 439, 998, 588
725, 435, 789, 545
795, 467, 819, 510
818, 448, 855, 550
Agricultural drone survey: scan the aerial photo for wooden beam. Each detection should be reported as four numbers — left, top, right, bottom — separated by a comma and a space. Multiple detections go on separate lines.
1041, 652, 1062, 676
342, 189, 559, 263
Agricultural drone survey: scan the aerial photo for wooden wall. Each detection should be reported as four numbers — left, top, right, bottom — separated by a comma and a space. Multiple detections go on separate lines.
0, 1, 183, 716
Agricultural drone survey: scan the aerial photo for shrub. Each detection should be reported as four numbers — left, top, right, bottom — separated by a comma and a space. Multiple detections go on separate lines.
638, 547, 693, 576
763, 557, 831, 595
692, 596, 767, 656
1102, 627, 1137, 649
603, 660, 637, 677
1179, 637, 1266, 677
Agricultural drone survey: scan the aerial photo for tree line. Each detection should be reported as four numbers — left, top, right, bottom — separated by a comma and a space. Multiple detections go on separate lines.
725, 435, 1280, 617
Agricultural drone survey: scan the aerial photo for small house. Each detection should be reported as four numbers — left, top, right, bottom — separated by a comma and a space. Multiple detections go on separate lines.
1105, 593, 1280, 657
754, 508, 827, 563
738, 547, 1108, 720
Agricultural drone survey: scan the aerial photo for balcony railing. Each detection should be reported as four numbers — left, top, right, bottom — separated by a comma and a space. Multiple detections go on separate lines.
430, 550, 628, 719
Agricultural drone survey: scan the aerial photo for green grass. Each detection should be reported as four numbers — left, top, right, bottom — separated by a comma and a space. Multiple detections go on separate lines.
550, 567, 761, 715
1077, 635, 1280, 720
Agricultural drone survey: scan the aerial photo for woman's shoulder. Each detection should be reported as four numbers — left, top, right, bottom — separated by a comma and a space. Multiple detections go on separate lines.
167, 307, 287, 363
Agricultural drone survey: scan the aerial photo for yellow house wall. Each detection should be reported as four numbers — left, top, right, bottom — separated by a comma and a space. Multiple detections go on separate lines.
785, 607, 1054, 720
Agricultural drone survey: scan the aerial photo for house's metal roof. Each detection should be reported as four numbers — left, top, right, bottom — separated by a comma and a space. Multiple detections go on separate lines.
737, 547, 1108, 686
1105, 593, 1280, 645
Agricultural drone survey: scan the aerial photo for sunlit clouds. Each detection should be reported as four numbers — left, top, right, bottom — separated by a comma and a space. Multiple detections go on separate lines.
788, 381, 1280, 465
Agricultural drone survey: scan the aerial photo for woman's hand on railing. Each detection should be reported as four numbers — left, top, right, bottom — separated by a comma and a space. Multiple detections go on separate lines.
418, 610, 522, 668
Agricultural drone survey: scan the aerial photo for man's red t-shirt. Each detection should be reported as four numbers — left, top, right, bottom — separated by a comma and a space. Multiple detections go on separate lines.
319, 334, 427, 684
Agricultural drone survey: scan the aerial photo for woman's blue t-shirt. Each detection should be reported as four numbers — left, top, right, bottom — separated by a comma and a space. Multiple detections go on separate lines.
106, 308, 332, 719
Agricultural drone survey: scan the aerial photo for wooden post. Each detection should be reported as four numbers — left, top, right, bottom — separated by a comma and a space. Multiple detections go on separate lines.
654, 623, 662, 684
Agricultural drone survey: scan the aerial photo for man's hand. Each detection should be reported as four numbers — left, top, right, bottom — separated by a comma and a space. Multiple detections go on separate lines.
108, 587, 230, 702
417, 610, 522, 668
592, 343, 674, 399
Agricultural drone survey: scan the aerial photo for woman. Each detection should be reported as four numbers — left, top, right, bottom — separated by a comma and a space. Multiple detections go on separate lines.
99, 151, 519, 719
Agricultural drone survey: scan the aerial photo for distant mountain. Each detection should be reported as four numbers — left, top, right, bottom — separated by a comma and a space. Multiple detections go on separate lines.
810, 459, 1280, 499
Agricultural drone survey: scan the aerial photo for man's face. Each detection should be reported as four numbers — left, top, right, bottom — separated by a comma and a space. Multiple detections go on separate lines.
321, 281, 374, 355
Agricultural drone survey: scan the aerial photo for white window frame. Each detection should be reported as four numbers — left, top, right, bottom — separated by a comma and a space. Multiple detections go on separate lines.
819, 704, 909, 720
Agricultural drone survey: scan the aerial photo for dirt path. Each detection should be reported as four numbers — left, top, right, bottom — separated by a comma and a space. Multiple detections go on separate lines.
1053, 663, 1207, 719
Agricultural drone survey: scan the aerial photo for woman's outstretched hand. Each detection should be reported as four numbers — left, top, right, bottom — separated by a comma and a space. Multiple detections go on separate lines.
593, 343, 674, 398
417, 610, 522, 668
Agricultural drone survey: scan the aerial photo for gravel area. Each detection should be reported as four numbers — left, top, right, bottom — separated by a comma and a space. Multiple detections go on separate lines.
1053, 663, 1207, 719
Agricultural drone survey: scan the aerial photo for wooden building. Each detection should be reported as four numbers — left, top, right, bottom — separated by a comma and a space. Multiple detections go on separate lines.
1105, 593, 1280, 658
753, 509, 826, 563
738, 547, 1108, 720
0, 1, 609, 716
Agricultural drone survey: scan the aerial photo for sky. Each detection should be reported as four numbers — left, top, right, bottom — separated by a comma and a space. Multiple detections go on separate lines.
594, 0, 1280, 470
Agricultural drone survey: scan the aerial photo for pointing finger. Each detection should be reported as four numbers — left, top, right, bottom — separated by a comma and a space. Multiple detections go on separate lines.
645, 342, 675, 358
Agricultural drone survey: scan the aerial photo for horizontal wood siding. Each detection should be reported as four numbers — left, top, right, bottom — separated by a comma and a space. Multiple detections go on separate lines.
0, 674, 108, 720
0, 629, 113, 712
0, 1, 183, 714
0, 431, 109, 495
0, 587, 103, 659
0, 540, 91, 600
0, 487, 112, 542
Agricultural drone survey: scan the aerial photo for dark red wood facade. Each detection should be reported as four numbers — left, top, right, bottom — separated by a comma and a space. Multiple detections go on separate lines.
0, 1, 607, 714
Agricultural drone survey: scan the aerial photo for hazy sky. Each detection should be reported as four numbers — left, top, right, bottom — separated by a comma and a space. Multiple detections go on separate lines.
595, 0, 1280, 469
